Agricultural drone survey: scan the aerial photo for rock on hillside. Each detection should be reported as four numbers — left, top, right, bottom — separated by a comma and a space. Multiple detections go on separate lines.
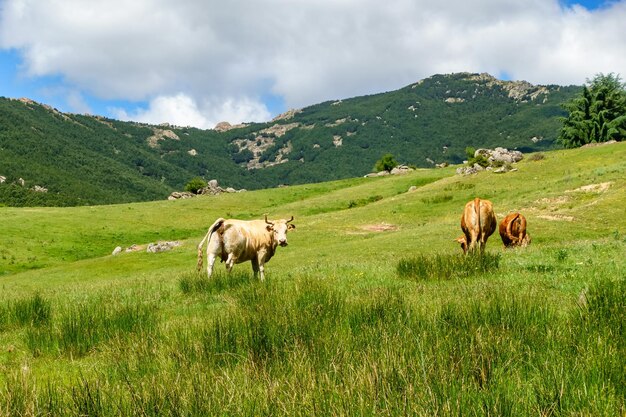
168, 179, 246, 200
456, 147, 523, 175
214, 121, 249, 132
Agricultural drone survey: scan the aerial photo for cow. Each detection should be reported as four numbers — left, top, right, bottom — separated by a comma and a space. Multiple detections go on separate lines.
455, 197, 497, 254
499, 212, 531, 248
196, 215, 295, 281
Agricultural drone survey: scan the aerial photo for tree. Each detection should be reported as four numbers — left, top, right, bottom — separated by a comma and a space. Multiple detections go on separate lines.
374, 153, 398, 172
558, 73, 626, 148
184, 177, 207, 194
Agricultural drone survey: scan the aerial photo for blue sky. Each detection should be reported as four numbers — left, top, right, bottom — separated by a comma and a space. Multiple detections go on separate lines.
1, 0, 624, 129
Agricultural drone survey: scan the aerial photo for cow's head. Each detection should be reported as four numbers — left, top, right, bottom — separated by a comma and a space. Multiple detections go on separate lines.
455, 235, 468, 254
265, 215, 296, 247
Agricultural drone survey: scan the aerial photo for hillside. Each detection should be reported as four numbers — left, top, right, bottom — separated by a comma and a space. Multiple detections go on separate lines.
0, 73, 579, 206
0, 143, 626, 417
0, 143, 625, 415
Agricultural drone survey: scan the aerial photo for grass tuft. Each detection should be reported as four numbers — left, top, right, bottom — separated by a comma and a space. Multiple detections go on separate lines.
0, 293, 52, 330
179, 270, 252, 294
25, 299, 159, 357
397, 252, 501, 281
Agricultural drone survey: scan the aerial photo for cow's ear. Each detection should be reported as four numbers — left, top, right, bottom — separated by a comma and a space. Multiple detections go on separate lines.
288, 224, 296, 230
266, 225, 273, 232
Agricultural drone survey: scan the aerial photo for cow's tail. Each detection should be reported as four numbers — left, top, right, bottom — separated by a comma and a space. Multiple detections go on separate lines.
506, 213, 520, 243
196, 218, 225, 271
474, 197, 482, 250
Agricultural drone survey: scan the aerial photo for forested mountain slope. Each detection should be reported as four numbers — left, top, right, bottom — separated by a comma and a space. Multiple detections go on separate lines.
0, 73, 579, 206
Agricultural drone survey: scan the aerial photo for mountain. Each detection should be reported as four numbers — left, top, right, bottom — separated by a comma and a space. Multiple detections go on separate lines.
0, 72, 580, 206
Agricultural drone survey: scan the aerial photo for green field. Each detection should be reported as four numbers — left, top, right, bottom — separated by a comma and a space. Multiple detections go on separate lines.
1, 143, 625, 416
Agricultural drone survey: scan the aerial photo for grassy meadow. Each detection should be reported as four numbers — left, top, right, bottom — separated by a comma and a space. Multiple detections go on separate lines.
0, 143, 625, 416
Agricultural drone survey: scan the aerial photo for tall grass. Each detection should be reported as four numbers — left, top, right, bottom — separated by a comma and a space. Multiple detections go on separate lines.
179, 270, 252, 294
2, 268, 623, 416
397, 252, 501, 280
0, 293, 51, 330
25, 298, 159, 357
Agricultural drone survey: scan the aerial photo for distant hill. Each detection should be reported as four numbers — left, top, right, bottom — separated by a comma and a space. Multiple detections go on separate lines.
0, 72, 579, 206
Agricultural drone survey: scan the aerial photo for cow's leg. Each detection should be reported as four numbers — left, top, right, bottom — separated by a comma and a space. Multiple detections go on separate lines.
225, 253, 236, 273
258, 262, 266, 281
468, 232, 479, 254
206, 235, 222, 278
479, 234, 487, 254
207, 252, 218, 278
251, 258, 260, 279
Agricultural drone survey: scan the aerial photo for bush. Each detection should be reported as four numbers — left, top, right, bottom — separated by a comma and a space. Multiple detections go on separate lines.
184, 177, 207, 194
374, 153, 398, 172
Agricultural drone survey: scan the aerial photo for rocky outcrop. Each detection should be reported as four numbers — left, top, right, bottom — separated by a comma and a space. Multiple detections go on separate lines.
168, 179, 246, 200
146, 241, 181, 253
365, 165, 414, 177
168, 191, 196, 200
475, 147, 523, 164
456, 147, 523, 175
272, 108, 302, 122
232, 123, 299, 169
214, 121, 249, 132
390, 165, 414, 175
466, 73, 549, 102
259, 123, 300, 138
112, 241, 181, 255
199, 179, 244, 195
30, 185, 48, 193
147, 128, 180, 148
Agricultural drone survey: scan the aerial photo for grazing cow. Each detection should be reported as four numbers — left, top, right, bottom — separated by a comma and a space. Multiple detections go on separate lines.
197, 215, 295, 280
499, 212, 531, 248
455, 197, 497, 254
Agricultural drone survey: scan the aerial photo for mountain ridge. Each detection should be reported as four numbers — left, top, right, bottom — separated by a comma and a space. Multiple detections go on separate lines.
0, 72, 580, 206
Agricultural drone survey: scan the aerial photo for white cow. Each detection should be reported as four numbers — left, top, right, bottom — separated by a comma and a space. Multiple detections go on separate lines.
197, 215, 295, 280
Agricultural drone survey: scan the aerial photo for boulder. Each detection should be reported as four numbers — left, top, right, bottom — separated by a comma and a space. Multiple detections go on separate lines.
146, 241, 181, 253
168, 191, 195, 200
112, 246, 123, 256
168, 179, 246, 200
31, 185, 48, 193
390, 165, 413, 175
475, 147, 523, 164
457, 147, 524, 176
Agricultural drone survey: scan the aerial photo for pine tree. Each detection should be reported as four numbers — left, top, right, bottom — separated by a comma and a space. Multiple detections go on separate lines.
559, 73, 626, 148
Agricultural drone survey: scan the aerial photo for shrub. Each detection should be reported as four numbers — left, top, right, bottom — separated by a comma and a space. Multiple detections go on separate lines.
184, 177, 207, 194
374, 153, 398, 172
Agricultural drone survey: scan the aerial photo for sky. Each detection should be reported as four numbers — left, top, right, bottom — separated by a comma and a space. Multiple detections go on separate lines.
1, 0, 625, 129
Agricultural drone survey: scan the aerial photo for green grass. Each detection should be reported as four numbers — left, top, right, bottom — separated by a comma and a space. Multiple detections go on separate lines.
0, 143, 625, 415
397, 252, 501, 280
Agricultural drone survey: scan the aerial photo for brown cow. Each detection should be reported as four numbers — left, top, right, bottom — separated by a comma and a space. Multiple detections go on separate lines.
455, 197, 497, 254
197, 215, 295, 280
499, 212, 531, 248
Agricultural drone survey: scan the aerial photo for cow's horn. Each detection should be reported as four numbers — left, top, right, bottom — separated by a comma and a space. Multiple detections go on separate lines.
264, 214, 273, 225
286, 216, 294, 223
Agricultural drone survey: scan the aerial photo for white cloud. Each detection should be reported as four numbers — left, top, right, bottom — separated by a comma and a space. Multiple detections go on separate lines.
2, 0, 626, 127
111, 93, 271, 129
